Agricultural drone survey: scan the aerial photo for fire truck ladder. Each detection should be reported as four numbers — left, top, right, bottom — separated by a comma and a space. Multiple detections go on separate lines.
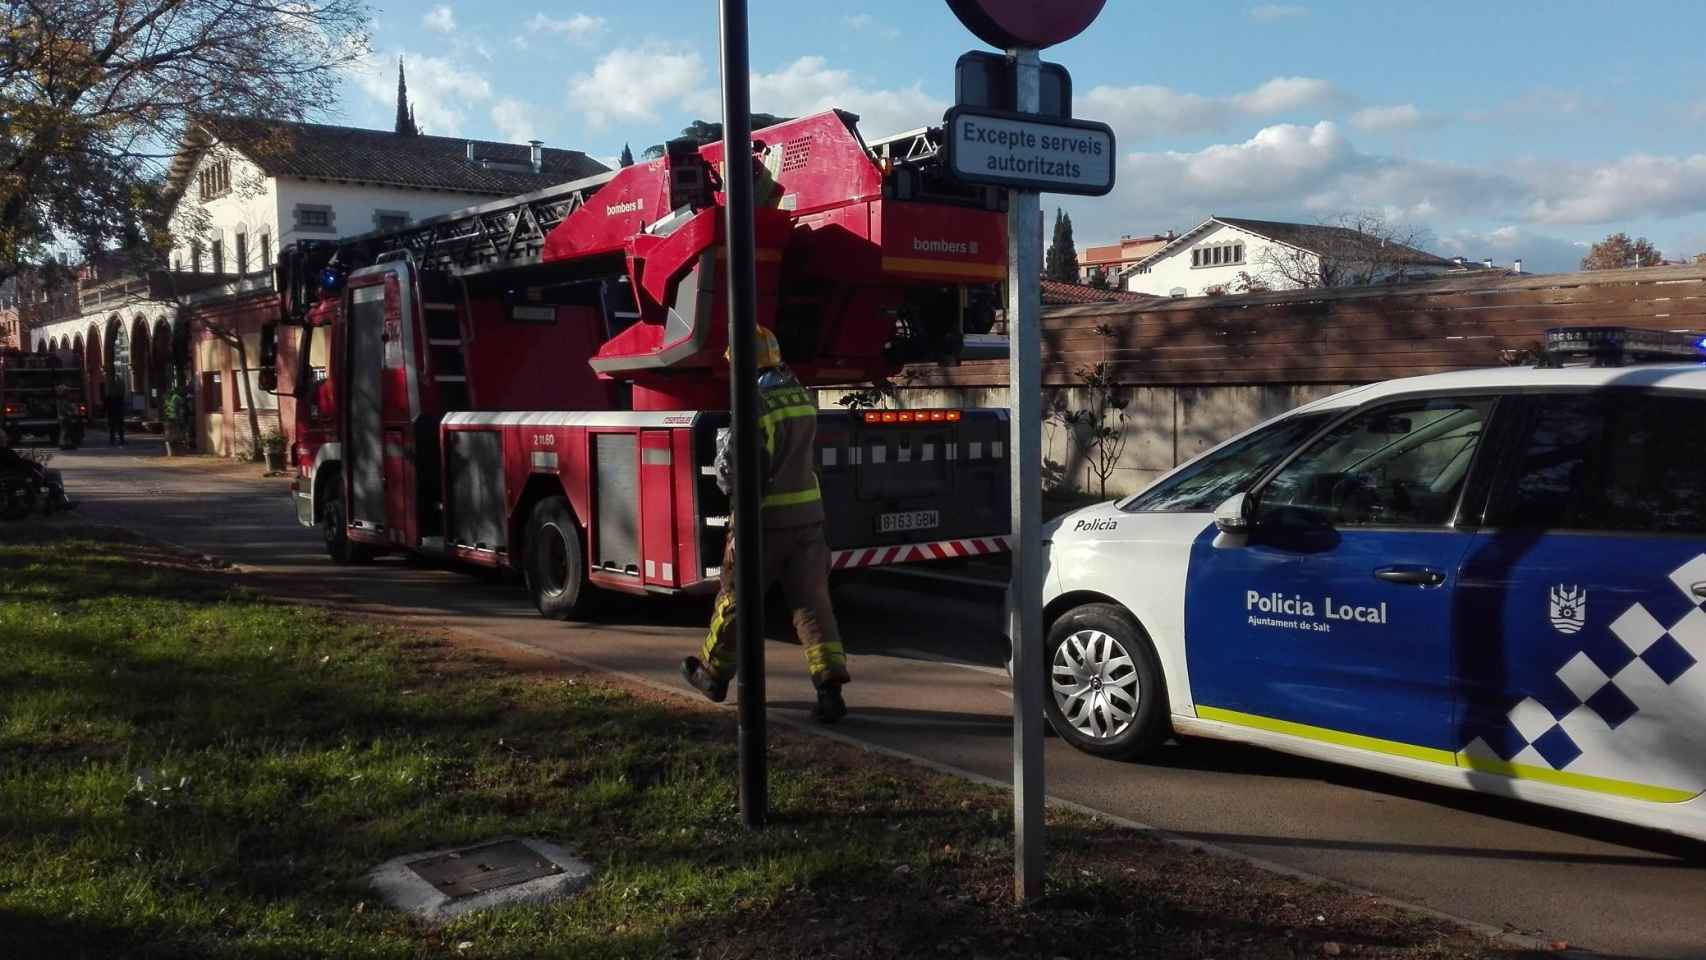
339, 169, 618, 278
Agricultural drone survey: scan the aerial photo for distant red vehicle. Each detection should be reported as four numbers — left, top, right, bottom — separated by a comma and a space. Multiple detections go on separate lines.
272, 111, 1013, 617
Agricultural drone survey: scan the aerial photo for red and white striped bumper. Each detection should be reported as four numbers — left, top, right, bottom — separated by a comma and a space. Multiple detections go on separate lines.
830, 535, 1013, 570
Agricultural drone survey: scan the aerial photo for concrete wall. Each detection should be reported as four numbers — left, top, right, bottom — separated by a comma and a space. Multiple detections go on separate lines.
820, 381, 1355, 498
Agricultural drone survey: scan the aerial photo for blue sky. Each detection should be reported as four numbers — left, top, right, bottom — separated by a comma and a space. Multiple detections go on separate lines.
335, 1, 1706, 273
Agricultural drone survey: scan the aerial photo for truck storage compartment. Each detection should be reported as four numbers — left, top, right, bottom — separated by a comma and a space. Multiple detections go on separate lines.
594, 433, 640, 577
446, 429, 506, 551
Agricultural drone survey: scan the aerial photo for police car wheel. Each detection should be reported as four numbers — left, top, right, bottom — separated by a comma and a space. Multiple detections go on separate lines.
525, 497, 591, 620
1043, 604, 1169, 759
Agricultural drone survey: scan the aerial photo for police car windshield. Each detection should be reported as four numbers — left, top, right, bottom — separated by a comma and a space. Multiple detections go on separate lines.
1121, 412, 1332, 513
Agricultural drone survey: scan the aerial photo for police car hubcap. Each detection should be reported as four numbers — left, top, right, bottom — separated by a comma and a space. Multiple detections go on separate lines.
1052, 629, 1139, 740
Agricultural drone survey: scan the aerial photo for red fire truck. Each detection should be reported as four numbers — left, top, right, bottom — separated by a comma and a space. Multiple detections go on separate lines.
272, 111, 1012, 618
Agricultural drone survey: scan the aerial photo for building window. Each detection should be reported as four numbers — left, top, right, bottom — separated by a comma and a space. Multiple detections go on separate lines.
198, 159, 232, 200
211, 238, 224, 274
203, 371, 222, 413
235, 232, 249, 275
294, 204, 335, 233
1193, 242, 1246, 268
191, 241, 203, 273
259, 232, 271, 269
373, 209, 410, 231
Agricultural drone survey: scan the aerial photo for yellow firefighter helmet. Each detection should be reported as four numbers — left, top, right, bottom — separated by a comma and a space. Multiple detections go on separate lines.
726, 326, 783, 369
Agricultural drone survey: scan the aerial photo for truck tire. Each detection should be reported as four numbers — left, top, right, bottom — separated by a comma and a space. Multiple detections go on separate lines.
524, 497, 591, 620
1042, 603, 1170, 760
320, 484, 372, 565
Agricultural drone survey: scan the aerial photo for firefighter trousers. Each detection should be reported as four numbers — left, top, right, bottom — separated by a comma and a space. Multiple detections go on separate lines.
700, 523, 850, 689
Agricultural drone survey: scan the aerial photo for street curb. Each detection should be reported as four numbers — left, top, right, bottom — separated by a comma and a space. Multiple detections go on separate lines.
466, 630, 1570, 958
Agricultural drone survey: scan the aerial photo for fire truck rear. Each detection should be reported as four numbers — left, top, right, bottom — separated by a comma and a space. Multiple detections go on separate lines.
273, 111, 1011, 617
1, 349, 87, 448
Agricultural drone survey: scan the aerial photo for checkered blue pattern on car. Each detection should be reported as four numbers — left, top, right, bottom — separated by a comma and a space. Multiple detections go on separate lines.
1479, 554, 1706, 771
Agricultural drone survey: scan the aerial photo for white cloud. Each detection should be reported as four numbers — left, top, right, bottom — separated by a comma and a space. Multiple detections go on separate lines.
841, 13, 901, 39
1435, 226, 1587, 274
350, 49, 492, 134
1525, 153, 1706, 225
1350, 104, 1427, 133
741, 56, 947, 140
1084, 76, 1345, 141
1465, 88, 1588, 124
1248, 4, 1310, 21
1230, 76, 1345, 114
1081, 122, 1523, 244
422, 5, 455, 33
490, 98, 534, 144
570, 46, 704, 127
527, 12, 605, 43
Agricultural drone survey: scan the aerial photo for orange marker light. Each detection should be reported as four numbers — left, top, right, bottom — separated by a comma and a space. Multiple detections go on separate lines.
947, 410, 962, 422
881, 411, 898, 423
898, 411, 915, 423
864, 412, 880, 424
929, 410, 946, 421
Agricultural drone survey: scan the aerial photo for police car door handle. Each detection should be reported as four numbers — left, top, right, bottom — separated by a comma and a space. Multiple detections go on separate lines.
1374, 566, 1446, 587
1693, 581, 1706, 600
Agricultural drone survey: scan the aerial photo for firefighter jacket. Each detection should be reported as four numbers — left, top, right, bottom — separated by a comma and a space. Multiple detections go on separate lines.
713, 366, 824, 529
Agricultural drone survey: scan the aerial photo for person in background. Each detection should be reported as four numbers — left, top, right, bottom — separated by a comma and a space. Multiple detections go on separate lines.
106, 384, 126, 446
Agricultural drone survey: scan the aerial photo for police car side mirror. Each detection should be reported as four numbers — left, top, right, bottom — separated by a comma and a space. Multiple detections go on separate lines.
1214, 493, 1252, 534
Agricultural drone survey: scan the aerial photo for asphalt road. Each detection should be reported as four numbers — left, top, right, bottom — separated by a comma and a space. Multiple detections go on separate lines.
43, 437, 1706, 959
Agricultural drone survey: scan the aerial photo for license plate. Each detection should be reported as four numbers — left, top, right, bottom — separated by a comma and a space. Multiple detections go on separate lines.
879, 509, 939, 534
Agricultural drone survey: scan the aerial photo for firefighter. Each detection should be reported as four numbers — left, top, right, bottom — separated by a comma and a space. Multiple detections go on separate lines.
682, 326, 851, 723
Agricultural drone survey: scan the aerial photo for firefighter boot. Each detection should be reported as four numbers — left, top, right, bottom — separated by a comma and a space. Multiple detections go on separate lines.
812, 681, 846, 724
681, 657, 728, 704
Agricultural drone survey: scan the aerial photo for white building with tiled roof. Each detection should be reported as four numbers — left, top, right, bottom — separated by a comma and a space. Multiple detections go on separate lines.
163, 114, 609, 278
1120, 216, 1475, 298
29, 100, 607, 433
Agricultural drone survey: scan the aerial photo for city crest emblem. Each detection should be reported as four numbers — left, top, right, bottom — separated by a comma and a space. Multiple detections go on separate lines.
1549, 585, 1587, 635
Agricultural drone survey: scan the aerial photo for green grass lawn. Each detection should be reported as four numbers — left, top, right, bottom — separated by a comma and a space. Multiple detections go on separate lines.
0, 523, 1531, 959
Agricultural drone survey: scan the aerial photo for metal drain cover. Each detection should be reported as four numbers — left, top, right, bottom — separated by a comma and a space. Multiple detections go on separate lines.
404, 840, 564, 899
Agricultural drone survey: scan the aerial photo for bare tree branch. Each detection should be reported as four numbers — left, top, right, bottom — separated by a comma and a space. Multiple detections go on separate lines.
0, 0, 371, 278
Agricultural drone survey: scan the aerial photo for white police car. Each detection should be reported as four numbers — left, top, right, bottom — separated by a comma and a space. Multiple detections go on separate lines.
1039, 327, 1706, 840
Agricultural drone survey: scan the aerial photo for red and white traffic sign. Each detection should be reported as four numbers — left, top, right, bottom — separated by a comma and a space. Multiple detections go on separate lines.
945, 0, 1108, 50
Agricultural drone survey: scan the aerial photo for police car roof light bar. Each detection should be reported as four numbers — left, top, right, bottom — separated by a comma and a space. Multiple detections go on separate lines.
1539, 326, 1706, 368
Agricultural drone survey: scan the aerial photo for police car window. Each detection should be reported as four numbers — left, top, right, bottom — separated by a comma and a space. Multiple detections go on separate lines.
1121, 412, 1331, 513
1498, 393, 1706, 534
1258, 397, 1492, 527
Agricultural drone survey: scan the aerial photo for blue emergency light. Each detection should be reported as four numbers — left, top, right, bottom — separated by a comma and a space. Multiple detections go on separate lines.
319, 266, 345, 293
1540, 326, 1706, 367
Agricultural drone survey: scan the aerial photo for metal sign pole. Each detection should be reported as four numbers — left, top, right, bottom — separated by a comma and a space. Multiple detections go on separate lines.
718, 0, 767, 830
1006, 46, 1045, 904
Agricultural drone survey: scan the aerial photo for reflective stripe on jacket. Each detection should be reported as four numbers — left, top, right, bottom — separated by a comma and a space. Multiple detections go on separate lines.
756, 368, 823, 528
